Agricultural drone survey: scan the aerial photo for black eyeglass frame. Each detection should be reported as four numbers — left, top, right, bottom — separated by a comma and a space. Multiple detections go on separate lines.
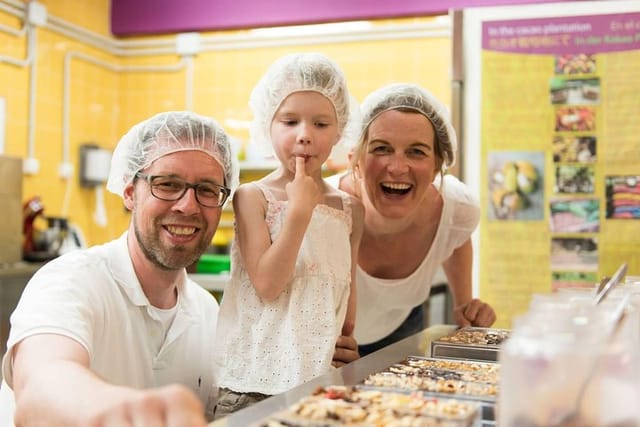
135, 172, 230, 208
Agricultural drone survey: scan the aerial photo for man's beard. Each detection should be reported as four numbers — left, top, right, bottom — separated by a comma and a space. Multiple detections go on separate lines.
133, 213, 210, 271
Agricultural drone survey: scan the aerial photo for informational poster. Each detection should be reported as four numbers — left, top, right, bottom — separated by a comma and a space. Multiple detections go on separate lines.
472, 7, 640, 328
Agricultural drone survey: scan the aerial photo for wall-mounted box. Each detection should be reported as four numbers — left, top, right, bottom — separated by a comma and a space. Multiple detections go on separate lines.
79, 144, 112, 188
0, 156, 23, 264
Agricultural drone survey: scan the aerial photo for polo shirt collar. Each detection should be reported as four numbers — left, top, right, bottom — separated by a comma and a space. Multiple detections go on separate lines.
108, 232, 193, 311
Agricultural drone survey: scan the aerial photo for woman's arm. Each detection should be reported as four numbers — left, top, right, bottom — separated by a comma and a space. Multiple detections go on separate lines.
343, 197, 364, 338
442, 238, 496, 327
332, 195, 363, 367
11, 334, 206, 427
442, 238, 473, 308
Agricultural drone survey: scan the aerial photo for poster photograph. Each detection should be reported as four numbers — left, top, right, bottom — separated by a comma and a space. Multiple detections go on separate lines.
554, 53, 597, 75
549, 77, 600, 105
552, 135, 596, 163
549, 197, 600, 232
551, 270, 599, 291
550, 236, 598, 272
554, 164, 595, 194
554, 106, 596, 132
487, 151, 544, 221
605, 175, 640, 219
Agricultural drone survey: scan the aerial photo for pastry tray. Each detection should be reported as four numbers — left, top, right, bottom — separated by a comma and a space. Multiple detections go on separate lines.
253, 385, 482, 427
361, 356, 498, 421
359, 384, 495, 422
430, 327, 510, 362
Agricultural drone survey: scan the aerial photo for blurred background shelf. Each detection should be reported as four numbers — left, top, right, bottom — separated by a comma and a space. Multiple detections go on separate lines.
189, 273, 229, 292
238, 160, 279, 172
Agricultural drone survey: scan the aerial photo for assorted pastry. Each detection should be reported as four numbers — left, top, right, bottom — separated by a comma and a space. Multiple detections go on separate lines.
254, 330, 507, 425
435, 327, 510, 346
256, 385, 479, 427
364, 372, 497, 398
389, 356, 500, 384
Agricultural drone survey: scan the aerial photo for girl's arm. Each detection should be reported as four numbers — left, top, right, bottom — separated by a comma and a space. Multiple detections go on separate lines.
234, 158, 322, 301
442, 239, 496, 327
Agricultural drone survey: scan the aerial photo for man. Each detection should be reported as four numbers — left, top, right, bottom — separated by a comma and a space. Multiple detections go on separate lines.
0, 111, 360, 426
0, 111, 238, 426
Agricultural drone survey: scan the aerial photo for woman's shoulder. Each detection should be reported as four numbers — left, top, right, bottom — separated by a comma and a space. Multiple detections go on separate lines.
439, 175, 480, 229
325, 170, 357, 195
440, 175, 479, 207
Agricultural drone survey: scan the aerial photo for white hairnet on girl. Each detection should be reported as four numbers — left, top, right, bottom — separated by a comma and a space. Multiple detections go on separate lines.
359, 83, 457, 168
106, 111, 239, 198
249, 52, 359, 148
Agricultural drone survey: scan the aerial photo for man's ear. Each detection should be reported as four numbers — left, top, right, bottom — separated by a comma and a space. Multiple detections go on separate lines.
123, 183, 135, 211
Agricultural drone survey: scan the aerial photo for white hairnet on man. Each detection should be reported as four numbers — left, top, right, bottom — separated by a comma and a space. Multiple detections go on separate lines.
107, 111, 239, 198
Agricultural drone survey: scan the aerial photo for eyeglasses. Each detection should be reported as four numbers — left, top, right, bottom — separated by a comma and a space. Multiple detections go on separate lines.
135, 173, 230, 208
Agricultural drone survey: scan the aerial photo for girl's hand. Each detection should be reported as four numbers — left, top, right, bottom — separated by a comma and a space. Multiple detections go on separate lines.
286, 156, 323, 216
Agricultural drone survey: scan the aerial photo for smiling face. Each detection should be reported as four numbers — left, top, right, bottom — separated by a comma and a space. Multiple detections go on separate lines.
123, 150, 224, 271
270, 91, 340, 178
357, 109, 443, 218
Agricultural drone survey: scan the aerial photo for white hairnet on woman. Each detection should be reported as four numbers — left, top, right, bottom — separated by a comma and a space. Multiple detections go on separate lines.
248, 52, 359, 149
107, 111, 239, 198
357, 83, 457, 170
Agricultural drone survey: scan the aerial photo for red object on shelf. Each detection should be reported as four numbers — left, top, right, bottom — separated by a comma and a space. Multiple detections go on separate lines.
22, 196, 44, 256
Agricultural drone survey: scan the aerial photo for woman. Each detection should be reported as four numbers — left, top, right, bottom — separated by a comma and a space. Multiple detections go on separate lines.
328, 83, 496, 356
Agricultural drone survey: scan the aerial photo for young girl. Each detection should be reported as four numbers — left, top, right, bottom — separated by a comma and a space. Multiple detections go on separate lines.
213, 53, 363, 417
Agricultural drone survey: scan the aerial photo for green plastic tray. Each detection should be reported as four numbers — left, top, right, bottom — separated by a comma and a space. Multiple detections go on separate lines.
196, 254, 231, 274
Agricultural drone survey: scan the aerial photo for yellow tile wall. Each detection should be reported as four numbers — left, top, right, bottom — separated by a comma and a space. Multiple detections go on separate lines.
42, 0, 111, 36
1, 2, 451, 246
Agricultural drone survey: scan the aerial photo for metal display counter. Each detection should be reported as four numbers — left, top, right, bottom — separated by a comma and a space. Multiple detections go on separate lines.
209, 324, 458, 427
